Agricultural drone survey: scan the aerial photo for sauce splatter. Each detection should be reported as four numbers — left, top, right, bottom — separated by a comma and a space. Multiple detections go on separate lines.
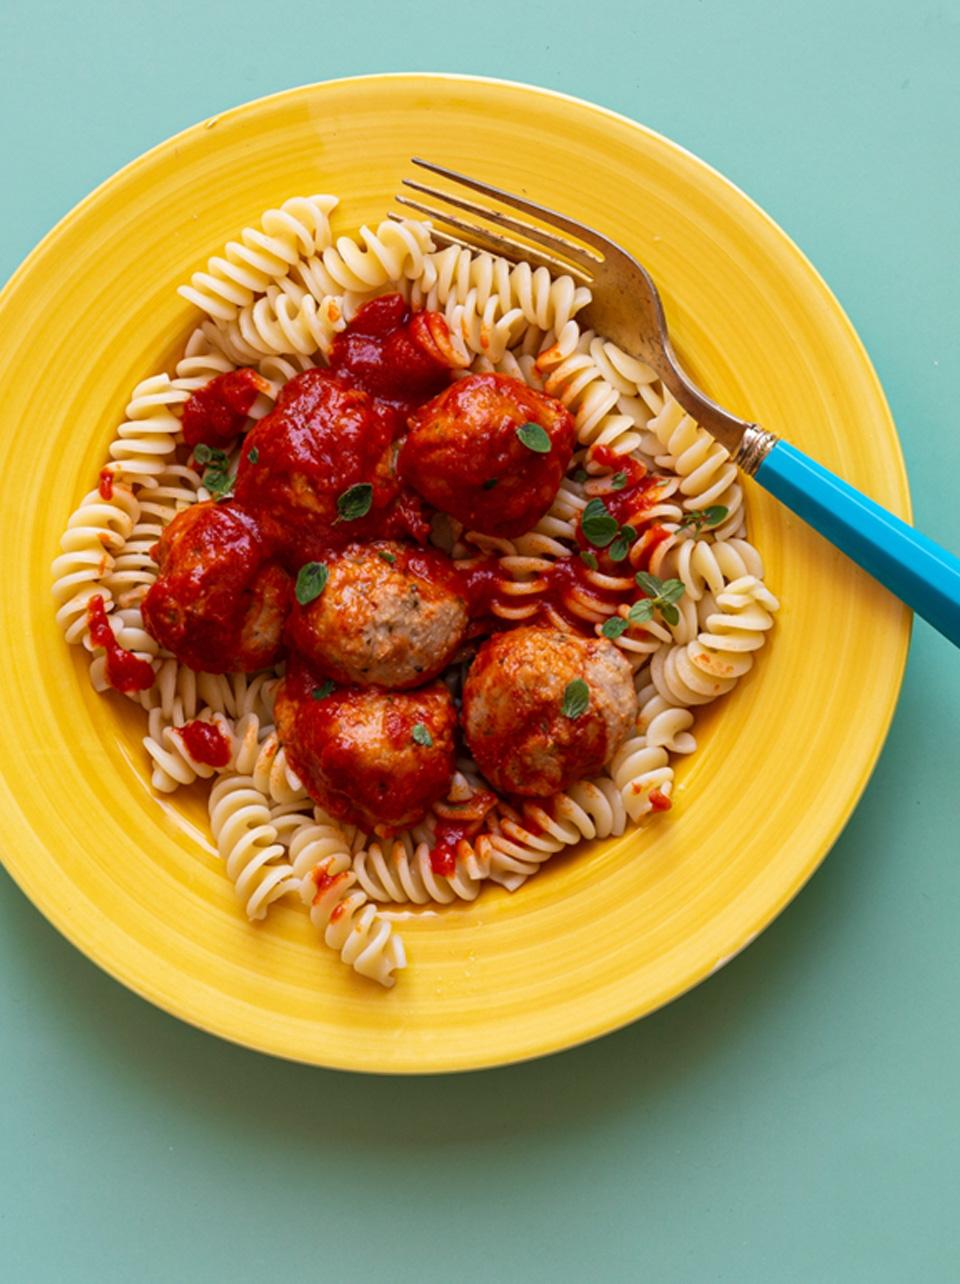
178, 719, 232, 768
98, 468, 114, 501
181, 368, 270, 448
87, 595, 155, 693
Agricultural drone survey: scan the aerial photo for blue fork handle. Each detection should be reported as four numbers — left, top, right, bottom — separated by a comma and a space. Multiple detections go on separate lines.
754, 440, 960, 647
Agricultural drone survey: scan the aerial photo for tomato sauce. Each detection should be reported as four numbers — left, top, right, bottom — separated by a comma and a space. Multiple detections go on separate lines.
87, 595, 155, 693
429, 818, 478, 876
98, 468, 114, 501
329, 293, 459, 417
540, 554, 635, 635
181, 368, 270, 448
178, 719, 232, 768
648, 788, 672, 812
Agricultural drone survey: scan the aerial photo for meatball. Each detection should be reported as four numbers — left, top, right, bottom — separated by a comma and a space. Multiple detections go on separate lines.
234, 368, 426, 544
398, 372, 575, 537
142, 500, 291, 673
286, 541, 468, 689
462, 626, 638, 796
275, 669, 457, 835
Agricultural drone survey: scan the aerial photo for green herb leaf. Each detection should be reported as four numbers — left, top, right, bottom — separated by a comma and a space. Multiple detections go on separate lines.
377, 550, 397, 565
481, 478, 499, 490
561, 678, 590, 720
336, 482, 373, 522
516, 422, 551, 453
572, 467, 589, 484
634, 570, 663, 598
411, 722, 433, 747
311, 680, 335, 701
608, 534, 631, 562
679, 504, 729, 534
610, 471, 628, 491
579, 550, 599, 571
659, 578, 686, 605
246, 446, 259, 464
295, 561, 328, 606
660, 603, 680, 627
601, 615, 629, 639
581, 498, 619, 548
202, 466, 233, 500
628, 599, 655, 624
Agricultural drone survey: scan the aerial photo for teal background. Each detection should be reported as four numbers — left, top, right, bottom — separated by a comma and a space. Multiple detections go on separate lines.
2, 0, 958, 1279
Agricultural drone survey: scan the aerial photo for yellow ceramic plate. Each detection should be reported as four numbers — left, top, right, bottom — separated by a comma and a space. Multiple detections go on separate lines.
0, 76, 910, 1072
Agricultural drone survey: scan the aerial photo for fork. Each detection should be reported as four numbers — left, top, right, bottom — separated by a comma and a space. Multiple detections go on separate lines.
395, 159, 960, 648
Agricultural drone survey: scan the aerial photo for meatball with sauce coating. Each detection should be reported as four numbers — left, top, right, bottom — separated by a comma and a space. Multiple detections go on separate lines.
398, 372, 575, 538
287, 541, 468, 689
275, 667, 457, 835
142, 501, 291, 673
234, 368, 426, 545
462, 626, 638, 796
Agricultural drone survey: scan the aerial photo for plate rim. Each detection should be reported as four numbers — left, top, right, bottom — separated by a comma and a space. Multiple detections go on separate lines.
0, 73, 912, 1073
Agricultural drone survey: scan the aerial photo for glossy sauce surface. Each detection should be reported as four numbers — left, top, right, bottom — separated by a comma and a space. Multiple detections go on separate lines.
87, 595, 155, 693
181, 368, 269, 448
178, 719, 232, 768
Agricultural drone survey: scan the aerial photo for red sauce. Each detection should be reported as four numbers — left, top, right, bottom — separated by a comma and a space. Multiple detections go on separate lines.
178, 719, 232, 768
429, 810, 494, 876
98, 468, 114, 501
329, 293, 458, 416
87, 595, 155, 693
181, 368, 270, 448
274, 670, 457, 836
141, 502, 286, 673
540, 554, 634, 635
455, 558, 510, 621
648, 788, 672, 813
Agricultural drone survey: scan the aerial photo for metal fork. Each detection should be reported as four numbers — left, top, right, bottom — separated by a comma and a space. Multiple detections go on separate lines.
396, 159, 960, 648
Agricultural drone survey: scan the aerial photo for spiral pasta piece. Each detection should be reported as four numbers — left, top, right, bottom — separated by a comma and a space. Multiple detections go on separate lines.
87, 605, 159, 694
311, 218, 434, 295
487, 777, 627, 890
208, 775, 300, 919
408, 244, 591, 335
643, 393, 745, 539
51, 484, 141, 643
285, 818, 407, 988
651, 575, 780, 706
216, 284, 349, 361
103, 374, 188, 487
353, 838, 490, 905
178, 194, 339, 322
535, 326, 646, 459
608, 734, 674, 822
244, 728, 307, 803
103, 464, 206, 609
143, 707, 235, 793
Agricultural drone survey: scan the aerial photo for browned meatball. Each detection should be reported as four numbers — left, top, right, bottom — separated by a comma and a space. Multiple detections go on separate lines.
142, 501, 291, 673
462, 626, 638, 796
233, 368, 427, 545
398, 372, 575, 537
286, 541, 468, 689
275, 663, 457, 835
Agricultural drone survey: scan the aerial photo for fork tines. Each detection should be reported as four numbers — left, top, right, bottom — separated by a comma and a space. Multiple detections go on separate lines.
391, 158, 605, 283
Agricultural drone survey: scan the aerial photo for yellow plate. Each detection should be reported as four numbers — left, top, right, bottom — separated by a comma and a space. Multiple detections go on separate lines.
0, 75, 910, 1072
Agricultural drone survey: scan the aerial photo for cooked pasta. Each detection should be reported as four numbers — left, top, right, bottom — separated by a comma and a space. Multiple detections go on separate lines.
178, 194, 339, 322
52, 484, 140, 644
54, 193, 779, 987
208, 774, 301, 920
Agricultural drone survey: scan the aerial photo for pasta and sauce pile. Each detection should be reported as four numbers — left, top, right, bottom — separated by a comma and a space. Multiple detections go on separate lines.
51, 195, 779, 986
